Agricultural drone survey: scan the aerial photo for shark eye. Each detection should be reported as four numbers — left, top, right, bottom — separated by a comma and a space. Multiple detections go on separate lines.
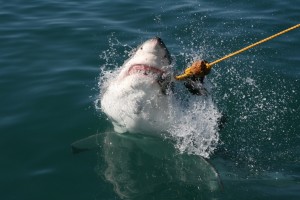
140, 47, 143, 50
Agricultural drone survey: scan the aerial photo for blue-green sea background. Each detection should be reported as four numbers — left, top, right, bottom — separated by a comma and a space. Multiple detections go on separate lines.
1, 0, 299, 199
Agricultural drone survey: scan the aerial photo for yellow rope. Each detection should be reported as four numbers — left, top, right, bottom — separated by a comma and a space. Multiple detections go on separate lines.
175, 24, 300, 81
208, 24, 300, 67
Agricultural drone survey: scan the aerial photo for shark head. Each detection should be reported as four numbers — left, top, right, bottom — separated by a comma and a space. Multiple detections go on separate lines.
119, 37, 172, 82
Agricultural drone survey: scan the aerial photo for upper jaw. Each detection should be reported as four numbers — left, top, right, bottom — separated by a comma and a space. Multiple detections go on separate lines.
127, 64, 165, 78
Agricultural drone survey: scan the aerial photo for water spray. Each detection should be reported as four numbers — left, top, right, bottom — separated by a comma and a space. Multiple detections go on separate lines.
175, 24, 300, 81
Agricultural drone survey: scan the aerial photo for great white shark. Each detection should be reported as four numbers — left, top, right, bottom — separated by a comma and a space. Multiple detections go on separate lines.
100, 37, 173, 135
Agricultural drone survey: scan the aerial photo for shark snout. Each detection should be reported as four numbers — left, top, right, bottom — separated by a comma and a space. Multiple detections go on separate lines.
151, 37, 172, 65
152, 37, 165, 47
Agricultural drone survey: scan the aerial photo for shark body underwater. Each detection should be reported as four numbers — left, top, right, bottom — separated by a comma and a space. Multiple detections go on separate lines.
71, 38, 222, 195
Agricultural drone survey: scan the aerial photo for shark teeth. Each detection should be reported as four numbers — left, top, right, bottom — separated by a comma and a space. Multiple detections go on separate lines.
127, 64, 165, 78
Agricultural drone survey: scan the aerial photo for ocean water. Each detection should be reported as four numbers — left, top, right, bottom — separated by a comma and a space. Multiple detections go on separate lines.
1, 0, 299, 200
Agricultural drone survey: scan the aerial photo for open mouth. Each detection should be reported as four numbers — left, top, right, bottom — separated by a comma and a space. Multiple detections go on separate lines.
127, 64, 165, 77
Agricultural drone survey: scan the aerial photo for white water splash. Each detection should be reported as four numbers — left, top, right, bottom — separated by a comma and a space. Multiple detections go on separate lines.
167, 83, 221, 158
